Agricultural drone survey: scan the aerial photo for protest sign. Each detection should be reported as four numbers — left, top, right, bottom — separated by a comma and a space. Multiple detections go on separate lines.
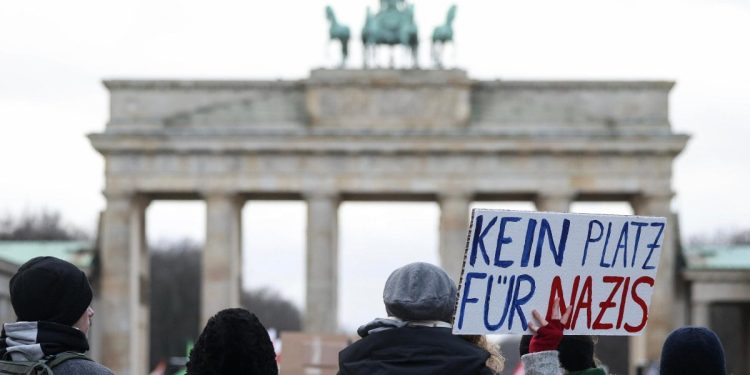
452, 209, 666, 336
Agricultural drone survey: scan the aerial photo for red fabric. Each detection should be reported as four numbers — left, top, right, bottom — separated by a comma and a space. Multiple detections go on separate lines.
529, 319, 564, 352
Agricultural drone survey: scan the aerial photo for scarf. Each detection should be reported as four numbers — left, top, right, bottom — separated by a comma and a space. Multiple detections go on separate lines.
0, 321, 89, 361
357, 317, 453, 337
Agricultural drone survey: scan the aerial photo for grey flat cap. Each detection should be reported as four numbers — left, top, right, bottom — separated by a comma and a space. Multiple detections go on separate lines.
383, 262, 457, 322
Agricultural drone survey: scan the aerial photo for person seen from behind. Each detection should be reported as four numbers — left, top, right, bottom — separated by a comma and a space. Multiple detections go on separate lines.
659, 326, 726, 375
0, 256, 113, 374
186, 307, 278, 375
338, 262, 501, 374
520, 298, 606, 375
520, 334, 604, 374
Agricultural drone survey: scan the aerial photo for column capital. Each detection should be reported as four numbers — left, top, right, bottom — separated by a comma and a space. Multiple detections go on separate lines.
535, 190, 577, 200
103, 189, 136, 201
201, 190, 245, 207
631, 191, 674, 215
303, 190, 340, 202
103, 190, 150, 209
535, 191, 576, 213
201, 189, 243, 198
437, 191, 474, 203
632, 191, 675, 202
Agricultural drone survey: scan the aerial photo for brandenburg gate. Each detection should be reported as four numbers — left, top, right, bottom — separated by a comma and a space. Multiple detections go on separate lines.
90, 68, 687, 374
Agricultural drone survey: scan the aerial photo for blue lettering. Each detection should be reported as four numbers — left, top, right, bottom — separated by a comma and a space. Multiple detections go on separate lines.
483, 274, 514, 331
520, 219, 537, 267
470, 216, 496, 266
494, 217, 521, 268
613, 222, 629, 268
457, 272, 487, 329
598, 222, 613, 268
508, 274, 535, 330
643, 222, 665, 270
630, 221, 648, 268
533, 219, 570, 267
582, 220, 603, 266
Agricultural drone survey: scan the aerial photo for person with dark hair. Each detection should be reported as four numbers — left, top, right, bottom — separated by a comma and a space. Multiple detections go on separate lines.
659, 326, 726, 375
0, 256, 113, 374
520, 299, 606, 375
338, 262, 499, 374
520, 334, 604, 374
187, 308, 278, 375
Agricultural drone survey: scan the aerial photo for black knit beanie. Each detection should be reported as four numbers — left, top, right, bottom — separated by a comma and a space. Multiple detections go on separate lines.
9, 256, 93, 326
660, 326, 726, 375
558, 335, 595, 372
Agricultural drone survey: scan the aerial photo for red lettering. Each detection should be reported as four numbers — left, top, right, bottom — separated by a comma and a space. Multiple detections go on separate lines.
624, 276, 654, 333
616, 277, 631, 329
546, 275, 579, 329
593, 276, 623, 330
571, 276, 593, 329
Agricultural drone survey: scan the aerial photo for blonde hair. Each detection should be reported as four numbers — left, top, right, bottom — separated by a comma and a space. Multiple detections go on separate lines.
462, 335, 505, 374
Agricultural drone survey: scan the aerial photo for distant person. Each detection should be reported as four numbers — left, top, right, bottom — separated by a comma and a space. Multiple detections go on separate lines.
520, 298, 607, 375
338, 262, 500, 375
520, 334, 606, 374
186, 308, 278, 375
0, 256, 113, 374
659, 326, 726, 375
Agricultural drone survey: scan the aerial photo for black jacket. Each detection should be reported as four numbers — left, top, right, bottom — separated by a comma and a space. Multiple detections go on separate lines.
338, 326, 495, 375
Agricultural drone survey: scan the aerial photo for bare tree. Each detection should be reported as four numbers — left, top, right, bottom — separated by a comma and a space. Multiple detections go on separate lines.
242, 287, 302, 332
149, 241, 201, 371
0, 209, 88, 240
729, 229, 750, 245
148, 240, 302, 372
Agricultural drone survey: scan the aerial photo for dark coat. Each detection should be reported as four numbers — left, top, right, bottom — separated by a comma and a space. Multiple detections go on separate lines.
338, 326, 495, 375
53, 359, 115, 375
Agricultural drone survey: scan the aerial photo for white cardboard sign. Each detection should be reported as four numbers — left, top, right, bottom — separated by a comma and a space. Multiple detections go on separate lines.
452, 209, 666, 336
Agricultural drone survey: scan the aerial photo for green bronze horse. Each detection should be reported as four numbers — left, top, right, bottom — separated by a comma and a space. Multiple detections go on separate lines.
431, 5, 457, 68
325, 5, 350, 67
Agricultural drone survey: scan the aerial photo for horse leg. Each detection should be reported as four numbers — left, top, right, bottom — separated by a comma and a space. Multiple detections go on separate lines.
340, 37, 349, 68
363, 44, 369, 69
434, 43, 444, 69
411, 45, 419, 69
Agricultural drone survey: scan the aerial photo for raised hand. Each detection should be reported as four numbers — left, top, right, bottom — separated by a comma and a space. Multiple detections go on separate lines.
528, 298, 572, 353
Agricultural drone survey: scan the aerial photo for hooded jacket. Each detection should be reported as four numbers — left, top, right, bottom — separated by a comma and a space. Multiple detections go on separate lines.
338, 263, 497, 375
338, 324, 494, 375
0, 321, 113, 375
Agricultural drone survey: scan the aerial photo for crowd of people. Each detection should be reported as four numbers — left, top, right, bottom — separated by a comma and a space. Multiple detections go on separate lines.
0, 257, 728, 374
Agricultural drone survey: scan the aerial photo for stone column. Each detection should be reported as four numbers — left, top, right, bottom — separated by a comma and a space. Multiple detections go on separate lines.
630, 193, 676, 367
304, 191, 340, 333
535, 192, 574, 213
691, 301, 710, 327
201, 192, 243, 325
99, 193, 149, 375
439, 193, 472, 282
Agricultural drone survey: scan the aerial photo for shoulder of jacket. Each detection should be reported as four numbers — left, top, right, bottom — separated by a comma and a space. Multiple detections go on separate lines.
521, 350, 561, 375
54, 358, 115, 375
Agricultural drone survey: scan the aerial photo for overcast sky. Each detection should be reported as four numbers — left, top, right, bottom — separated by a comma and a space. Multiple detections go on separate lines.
1, 0, 749, 330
